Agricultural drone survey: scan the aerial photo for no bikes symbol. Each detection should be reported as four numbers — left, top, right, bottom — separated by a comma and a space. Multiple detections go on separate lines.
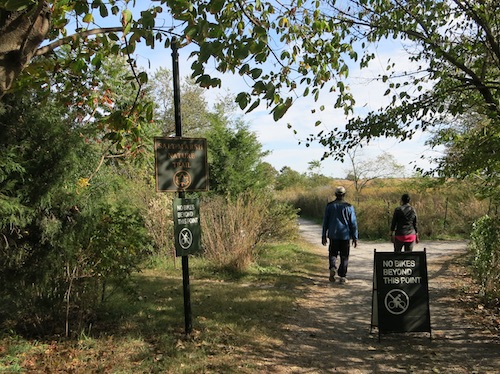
384, 289, 410, 315
179, 228, 193, 250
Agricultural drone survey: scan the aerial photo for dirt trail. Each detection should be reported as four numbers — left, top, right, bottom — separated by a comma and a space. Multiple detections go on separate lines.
259, 218, 500, 374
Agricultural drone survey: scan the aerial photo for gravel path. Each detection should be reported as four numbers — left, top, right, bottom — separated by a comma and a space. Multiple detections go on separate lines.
260, 218, 500, 373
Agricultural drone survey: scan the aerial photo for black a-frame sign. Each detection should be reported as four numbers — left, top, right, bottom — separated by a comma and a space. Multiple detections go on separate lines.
371, 250, 431, 340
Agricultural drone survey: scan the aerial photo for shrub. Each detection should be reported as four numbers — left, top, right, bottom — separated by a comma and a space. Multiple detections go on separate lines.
257, 199, 299, 243
200, 194, 299, 271
201, 194, 263, 271
0, 92, 156, 336
0, 179, 154, 337
144, 193, 174, 258
469, 215, 500, 299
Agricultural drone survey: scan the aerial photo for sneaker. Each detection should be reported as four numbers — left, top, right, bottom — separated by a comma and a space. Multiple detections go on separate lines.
329, 271, 336, 282
339, 277, 347, 284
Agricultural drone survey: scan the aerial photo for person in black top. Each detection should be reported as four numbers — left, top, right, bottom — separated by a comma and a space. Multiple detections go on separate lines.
390, 193, 418, 252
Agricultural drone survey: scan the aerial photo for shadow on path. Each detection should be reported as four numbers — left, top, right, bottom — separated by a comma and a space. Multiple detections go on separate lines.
256, 218, 500, 373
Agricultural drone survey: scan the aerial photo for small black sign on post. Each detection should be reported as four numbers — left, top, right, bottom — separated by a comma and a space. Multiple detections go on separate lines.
371, 250, 431, 340
173, 198, 201, 257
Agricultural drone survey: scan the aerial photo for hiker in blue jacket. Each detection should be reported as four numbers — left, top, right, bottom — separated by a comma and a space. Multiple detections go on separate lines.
322, 186, 358, 283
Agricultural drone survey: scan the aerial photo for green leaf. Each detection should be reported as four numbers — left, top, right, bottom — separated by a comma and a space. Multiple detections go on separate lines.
91, 53, 103, 69
137, 71, 148, 85
122, 9, 133, 35
185, 25, 198, 39
246, 99, 261, 113
239, 63, 250, 75
145, 102, 154, 122
252, 81, 266, 94
141, 10, 155, 28
236, 92, 249, 110
210, 0, 225, 14
74, 1, 89, 15
272, 98, 292, 121
196, 74, 214, 88
250, 68, 263, 79
99, 3, 108, 17
83, 13, 94, 23
108, 33, 120, 41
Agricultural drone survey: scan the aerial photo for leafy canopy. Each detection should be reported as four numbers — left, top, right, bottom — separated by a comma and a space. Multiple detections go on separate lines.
1, 0, 499, 186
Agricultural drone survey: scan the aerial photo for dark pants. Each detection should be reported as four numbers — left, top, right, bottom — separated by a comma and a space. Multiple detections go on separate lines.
328, 240, 350, 277
394, 239, 414, 252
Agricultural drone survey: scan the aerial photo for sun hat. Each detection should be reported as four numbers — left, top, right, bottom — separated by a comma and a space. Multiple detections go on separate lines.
335, 186, 346, 195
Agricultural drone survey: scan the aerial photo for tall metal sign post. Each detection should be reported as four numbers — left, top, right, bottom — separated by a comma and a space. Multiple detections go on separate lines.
153, 38, 208, 336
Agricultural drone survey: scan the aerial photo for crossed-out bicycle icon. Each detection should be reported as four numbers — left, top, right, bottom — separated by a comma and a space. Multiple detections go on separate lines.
179, 228, 193, 250
384, 289, 410, 315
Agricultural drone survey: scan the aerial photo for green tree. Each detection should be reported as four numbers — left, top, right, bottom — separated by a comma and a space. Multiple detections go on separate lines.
150, 68, 211, 137
307, 160, 322, 175
275, 166, 307, 190
428, 110, 500, 208
304, 160, 332, 188
0, 60, 156, 335
258, 161, 279, 187
205, 105, 271, 196
2, 1, 498, 122
1, 2, 155, 155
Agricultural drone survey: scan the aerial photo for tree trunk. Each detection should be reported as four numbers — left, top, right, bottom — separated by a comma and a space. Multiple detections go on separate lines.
0, 2, 51, 98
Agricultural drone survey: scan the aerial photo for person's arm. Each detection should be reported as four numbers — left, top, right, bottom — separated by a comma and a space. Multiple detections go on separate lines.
350, 206, 358, 247
322, 205, 329, 246
413, 208, 419, 243
390, 208, 397, 242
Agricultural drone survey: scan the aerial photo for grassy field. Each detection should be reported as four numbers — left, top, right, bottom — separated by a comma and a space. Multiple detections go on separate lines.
283, 178, 492, 239
0, 240, 321, 373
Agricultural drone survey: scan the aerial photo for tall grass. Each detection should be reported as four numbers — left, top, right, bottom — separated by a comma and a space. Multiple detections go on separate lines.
281, 178, 491, 239
201, 194, 264, 271
144, 193, 174, 258
200, 194, 298, 271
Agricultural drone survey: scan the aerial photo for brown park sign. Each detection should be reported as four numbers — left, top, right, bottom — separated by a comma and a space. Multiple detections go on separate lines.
154, 137, 209, 192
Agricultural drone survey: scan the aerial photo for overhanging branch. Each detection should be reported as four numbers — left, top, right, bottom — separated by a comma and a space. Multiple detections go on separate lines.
35, 27, 124, 56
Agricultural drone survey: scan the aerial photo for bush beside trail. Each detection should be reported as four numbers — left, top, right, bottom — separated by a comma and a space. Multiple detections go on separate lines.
469, 215, 500, 301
